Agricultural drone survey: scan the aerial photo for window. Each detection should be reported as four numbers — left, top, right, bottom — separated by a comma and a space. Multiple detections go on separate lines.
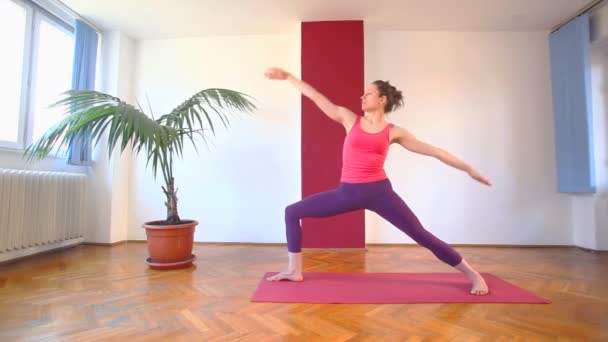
0, 0, 29, 147
0, 0, 75, 156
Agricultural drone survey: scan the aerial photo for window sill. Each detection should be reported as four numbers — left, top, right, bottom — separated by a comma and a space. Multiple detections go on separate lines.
0, 147, 67, 160
0, 147, 93, 171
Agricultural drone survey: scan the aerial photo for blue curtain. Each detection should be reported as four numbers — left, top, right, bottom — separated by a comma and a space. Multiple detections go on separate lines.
68, 20, 98, 165
549, 13, 595, 193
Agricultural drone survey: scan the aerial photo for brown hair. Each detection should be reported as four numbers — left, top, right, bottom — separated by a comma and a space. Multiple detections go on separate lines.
373, 80, 404, 113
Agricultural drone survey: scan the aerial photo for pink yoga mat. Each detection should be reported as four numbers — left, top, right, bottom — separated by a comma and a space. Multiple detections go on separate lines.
251, 272, 550, 304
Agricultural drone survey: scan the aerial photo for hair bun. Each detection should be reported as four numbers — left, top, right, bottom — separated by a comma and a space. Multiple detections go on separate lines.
372, 80, 405, 113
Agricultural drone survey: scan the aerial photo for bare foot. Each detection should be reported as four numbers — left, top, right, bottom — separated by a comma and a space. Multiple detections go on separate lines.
454, 259, 489, 295
266, 270, 303, 282
469, 272, 489, 295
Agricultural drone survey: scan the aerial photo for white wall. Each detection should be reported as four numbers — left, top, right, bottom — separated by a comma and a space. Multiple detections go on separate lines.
571, 37, 605, 250
128, 28, 577, 247
590, 42, 608, 248
8, 22, 593, 249
5, 24, 600, 249
591, 2, 608, 42
109, 32, 135, 244
87, 30, 135, 243
128, 30, 301, 242
364, 30, 572, 245
584, 3, 608, 250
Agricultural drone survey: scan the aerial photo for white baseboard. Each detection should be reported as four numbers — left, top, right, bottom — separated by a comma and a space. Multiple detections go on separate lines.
0, 237, 84, 263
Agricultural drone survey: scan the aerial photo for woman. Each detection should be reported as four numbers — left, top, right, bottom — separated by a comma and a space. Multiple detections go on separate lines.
264, 67, 491, 295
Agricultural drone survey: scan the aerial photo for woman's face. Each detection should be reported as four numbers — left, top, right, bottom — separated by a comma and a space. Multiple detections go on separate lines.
361, 83, 385, 112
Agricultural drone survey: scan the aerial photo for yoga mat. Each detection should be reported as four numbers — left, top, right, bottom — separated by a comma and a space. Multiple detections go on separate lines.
251, 272, 550, 304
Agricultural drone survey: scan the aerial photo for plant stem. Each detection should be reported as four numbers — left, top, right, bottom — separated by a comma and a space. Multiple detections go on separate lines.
164, 176, 180, 224
162, 147, 180, 224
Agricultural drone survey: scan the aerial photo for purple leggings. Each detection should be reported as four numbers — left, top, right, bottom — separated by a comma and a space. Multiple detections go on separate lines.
285, 179, 463, 267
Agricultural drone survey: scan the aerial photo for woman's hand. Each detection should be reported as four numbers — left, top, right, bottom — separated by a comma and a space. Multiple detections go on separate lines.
468, 168, 492, 186
264, 67, 290, 80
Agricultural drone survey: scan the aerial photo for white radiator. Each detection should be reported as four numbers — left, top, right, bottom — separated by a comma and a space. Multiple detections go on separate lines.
0, 168, 87, 262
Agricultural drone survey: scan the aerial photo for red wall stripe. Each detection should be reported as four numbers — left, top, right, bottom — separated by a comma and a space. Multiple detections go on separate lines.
301, 21, 365, 249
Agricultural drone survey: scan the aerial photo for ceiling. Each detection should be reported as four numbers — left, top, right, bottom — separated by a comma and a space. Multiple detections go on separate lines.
61, 0, 594, 40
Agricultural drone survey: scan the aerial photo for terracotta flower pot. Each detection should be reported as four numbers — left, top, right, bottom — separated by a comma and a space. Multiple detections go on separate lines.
143, 220, 199, 270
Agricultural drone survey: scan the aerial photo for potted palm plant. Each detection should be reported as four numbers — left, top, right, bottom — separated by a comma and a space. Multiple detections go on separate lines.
24, 88, 256, 269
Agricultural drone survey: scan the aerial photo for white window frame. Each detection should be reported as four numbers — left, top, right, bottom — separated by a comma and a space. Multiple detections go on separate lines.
0, 0, 74, 154
0, 0, 32, 150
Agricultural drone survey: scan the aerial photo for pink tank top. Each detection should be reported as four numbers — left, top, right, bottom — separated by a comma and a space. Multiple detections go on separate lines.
341, 116, 394, 183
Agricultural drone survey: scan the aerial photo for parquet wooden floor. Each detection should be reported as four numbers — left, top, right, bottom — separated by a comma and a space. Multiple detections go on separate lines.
1, 243, 607, 341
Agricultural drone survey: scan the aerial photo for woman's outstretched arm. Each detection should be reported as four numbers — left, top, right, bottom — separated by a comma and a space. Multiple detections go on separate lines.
391, 125, 492, 186
265, 67, 356, 128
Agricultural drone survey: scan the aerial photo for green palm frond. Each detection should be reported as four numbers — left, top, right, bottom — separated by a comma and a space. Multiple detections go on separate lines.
156, 88, 256, 154
23, 88, 256, 224
24, 90, 180, 178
